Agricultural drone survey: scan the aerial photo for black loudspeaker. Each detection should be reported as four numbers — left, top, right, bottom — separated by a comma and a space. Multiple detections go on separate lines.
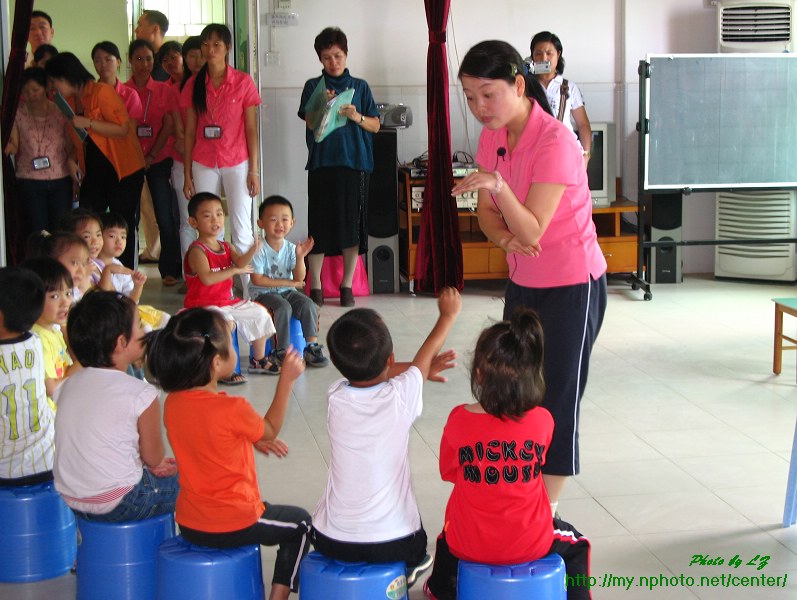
367, 235, 399, 294
649, 192, 683, 284
368, 128, 398, 238
367, 128, 399, 293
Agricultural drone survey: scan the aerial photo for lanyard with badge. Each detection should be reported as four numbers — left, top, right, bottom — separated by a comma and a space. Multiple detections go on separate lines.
30, 104, 52, 171
203, 81, 224, 139
137, 90, 154, 138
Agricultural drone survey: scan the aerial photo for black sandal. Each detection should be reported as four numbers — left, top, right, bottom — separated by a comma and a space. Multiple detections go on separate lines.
219, 372, 247, 386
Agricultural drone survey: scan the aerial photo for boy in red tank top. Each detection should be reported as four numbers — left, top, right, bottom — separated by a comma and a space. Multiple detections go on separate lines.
184, 192, 277, 385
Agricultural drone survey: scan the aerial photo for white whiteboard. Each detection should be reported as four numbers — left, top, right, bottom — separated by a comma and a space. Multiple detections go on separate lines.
644, 53, 797, 190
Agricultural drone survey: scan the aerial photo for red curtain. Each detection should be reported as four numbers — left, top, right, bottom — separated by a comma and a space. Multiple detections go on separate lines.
414, 0, 463, 293
2, 0, 34, 264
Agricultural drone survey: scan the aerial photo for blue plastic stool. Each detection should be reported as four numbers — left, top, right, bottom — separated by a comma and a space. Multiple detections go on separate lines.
264, 317, 307, 356
76, 512, 175, 600
458, 554, 566, 600
231, 325, 242, 374
300, 551, 407, 600
0, 481, 76, 582
157, 536, 264, 600
784, 418, 797, 527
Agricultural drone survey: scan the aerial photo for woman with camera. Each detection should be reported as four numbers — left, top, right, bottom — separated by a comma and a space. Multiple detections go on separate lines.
530, 31, 592, 169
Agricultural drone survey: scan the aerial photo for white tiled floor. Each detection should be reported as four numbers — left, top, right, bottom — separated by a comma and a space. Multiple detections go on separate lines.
3, 273, 797, 599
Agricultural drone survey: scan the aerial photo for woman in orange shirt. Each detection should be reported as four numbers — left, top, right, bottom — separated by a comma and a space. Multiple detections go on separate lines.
45, 52, 145, 268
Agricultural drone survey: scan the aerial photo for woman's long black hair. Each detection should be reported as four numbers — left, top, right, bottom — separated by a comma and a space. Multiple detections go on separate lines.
191, 24, 232, 115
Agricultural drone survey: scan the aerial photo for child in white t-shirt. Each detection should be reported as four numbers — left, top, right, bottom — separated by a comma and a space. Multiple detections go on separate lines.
97, 212, 169, 331
311, 288, 461, 587
54, 290, 178, 521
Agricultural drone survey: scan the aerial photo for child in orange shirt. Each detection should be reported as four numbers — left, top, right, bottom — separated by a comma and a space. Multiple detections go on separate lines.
147, 308, 310, 600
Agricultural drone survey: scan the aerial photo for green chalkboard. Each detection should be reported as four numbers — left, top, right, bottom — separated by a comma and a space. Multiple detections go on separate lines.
643, 54, 797, 190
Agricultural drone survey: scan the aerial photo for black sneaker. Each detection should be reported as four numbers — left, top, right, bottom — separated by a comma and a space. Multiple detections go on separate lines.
407, 553, 434, 588
270, 348, 287, 367
303, 343, 329, 368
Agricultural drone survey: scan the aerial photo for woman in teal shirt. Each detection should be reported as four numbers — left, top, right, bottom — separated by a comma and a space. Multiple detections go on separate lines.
298, 27, 380, 308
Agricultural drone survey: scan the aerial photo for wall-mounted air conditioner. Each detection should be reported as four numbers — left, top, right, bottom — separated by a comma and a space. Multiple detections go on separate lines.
715, 191, 797, 282
716, 0, 795, 52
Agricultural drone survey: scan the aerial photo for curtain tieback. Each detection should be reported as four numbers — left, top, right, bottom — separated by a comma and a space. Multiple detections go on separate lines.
429, 30, 447, 44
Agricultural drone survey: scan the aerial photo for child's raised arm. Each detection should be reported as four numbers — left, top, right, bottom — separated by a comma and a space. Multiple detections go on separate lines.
388, 287, 461, 381
188, 245, 252, 286
129, 270, 147, 303
292, 237, 314, 285
232, 237, 260, 269
258, 348, 305, 442
98, 262, 133, 292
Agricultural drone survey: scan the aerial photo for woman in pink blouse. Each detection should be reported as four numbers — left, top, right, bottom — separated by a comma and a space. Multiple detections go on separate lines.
181, 23, 261, 296
126, 39, 181, 284
4, 67, 77, 236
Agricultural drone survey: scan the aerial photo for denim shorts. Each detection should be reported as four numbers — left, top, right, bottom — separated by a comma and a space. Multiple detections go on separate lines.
72, 468, 179, 523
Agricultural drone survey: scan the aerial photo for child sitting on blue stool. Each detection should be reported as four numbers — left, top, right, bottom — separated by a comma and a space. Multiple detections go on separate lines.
424, 308, 592, 600
147, 308, 311, 600
53, 291, 179, 521
250, 195, 329, 368
0, 267, 55, 488
311, 288, 461, 588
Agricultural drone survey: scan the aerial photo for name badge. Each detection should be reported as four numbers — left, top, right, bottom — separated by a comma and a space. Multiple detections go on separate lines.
32, 156, 51, 171
137, 125, 153, 138
204, 125, 222, 139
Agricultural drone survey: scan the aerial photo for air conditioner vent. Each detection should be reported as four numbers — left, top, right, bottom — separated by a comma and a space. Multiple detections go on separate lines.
721, 6, 792, 43
715, 190, 797, 281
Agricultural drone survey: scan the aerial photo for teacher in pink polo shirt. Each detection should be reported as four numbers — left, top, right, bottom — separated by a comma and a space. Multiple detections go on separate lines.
453, 40, 607, 514
181, 23, 261, 297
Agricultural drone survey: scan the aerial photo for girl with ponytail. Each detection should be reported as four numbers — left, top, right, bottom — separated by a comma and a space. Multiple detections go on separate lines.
424, 308, 592, 600
147, 308, 310, 600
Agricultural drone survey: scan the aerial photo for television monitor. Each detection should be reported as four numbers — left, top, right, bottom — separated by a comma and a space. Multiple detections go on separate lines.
586, 122, 617, 208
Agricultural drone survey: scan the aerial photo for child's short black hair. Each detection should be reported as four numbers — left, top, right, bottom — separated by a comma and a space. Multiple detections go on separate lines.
67, 291, 137, 368
327, 308, 393, 382
471, 307, 546, 420
258, 195, 294, 220
146, 308, 231, 391
33, 44, 58, 64
187, 192, 222, 218
27, 230, 88, 261
0, 267, 45, 333
60, 207, 102, 234
100, 212, 128, 233
19, 257, 73, 293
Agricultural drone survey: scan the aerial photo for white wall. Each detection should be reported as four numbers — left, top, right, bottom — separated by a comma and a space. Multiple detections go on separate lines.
259, 0, 718, 272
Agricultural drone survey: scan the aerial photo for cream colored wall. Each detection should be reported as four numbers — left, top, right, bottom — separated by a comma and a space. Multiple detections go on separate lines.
20, 0, 130, 75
